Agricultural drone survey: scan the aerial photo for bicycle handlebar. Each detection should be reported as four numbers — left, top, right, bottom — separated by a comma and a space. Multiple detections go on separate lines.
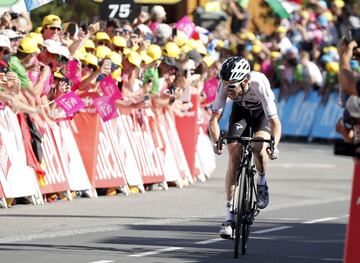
217, 132, 275, 154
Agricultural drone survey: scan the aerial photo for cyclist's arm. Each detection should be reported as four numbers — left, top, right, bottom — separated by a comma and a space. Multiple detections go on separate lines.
268, 115, 281, 148
209, 112, 222, 145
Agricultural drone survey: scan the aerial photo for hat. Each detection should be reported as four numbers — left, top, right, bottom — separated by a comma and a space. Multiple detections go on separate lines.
151, 5, 166, 18
42, 14, 62, 28
112, 36, 127, 48
0, 35, 11, 50
95, 32, 110, 42
174, 30, 189, 47
162, 56, 177, 67
275, 26, 287, 33
83, 53, 99, 69
140, 51, 154, 65
346, 95, 360, 119
84, 39, 95, 50
162, 41, 180, 59
147, 44, 162, 61
187, 49, 202, 64
28, 32, 44, 46
44, 39, 70, 59
334, 0, 345, 8
0, 29, 22, 40
18, 37, 40, 54
155, 23, 172, 44
127, 51, 142, 68
110, 51, 123, 68
203, 55, 214, 67
95, 45, 111, 59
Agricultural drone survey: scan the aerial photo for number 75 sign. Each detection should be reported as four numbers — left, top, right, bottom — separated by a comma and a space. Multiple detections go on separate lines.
100, 0, 141, 22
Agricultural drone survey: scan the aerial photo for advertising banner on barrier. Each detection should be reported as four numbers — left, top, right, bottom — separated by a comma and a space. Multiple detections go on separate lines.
96, 119, 127, 188
37, 122, 70, 194
175, 95, 199, 178
280, 91, 321, 137
53, 121, 92, 191
344, 162, 360, 263
196, 127, 216, 177
120, 111, 165, 184
73, 113, 127, 189
0, 108, 40, 198
310, 92, 342, 139
112, 112, 143, 187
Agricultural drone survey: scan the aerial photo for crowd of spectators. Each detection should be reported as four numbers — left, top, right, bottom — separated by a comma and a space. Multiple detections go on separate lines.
0, 0, 359, 202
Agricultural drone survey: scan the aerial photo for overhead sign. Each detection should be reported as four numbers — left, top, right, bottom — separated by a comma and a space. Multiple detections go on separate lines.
100, 0, 141, 22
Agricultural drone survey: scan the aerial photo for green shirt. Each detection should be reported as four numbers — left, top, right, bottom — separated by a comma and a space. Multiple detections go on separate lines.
143, 67, 159, 94
9, 56, 31, 89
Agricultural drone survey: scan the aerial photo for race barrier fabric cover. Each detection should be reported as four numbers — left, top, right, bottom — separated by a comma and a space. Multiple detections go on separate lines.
219, 90, 342, 140
344, 162, 360, 263
0, 94, 216, 204
0, 108, 40, 199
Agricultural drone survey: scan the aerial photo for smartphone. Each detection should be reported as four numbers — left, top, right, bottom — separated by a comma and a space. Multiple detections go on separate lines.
143, 95, 150, 101
172, 27, 177, 38
167, 86, 175, 95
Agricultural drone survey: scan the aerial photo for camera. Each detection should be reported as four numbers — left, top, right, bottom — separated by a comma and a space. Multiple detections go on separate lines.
167, 86, 176, 95
0, 67, 9, 74
9, 12, 19, 20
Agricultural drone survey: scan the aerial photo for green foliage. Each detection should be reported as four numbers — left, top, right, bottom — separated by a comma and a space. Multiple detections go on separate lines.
30, 0, 101, 29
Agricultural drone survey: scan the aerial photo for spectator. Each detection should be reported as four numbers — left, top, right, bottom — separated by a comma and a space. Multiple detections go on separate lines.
149, 5, 167, 34
41, 14, 62, 42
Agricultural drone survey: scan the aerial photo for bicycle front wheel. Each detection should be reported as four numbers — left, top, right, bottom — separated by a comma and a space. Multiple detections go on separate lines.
241, 171, 252, 255
234, 168, 247, 258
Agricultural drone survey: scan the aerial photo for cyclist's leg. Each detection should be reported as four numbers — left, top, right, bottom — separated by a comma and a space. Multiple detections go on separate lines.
252, 114, 272, 209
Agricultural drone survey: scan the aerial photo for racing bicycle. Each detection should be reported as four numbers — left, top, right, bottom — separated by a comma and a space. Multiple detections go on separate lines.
218, 130, 274, 257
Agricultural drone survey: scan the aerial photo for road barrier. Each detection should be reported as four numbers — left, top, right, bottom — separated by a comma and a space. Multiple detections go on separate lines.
344, 162, 360, 263
0, 97, 215, 207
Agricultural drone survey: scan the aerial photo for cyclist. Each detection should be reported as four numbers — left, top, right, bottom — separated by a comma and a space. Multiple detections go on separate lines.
209, 56, 282, 239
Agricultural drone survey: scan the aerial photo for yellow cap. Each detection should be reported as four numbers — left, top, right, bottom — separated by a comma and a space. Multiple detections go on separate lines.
127, 51, 142, 68
84, 39, 95, 50
140, 51, 154, 65
271, 51, 281, 59
217, 40, 224, 48
110, 51, 123, 68
196, 42, 207, 55
83, 53, 99, 69
18, 36, 40, 54
95, 32, 110, 42
35, 27, 42, 34
54, 71, 64, 79
203, 56, 214, 67
276, 26, 287, 33
163, 42, 180, 59
42, 14, 62, 28
252, 44, 262, 53
112, 36, 127, 48
95, 45, 111, 59
74, 47, 87, 61
187, 39, 197, 49
253, 63, 261, 72
174, 30, 189, 47
28, 32, 44, 47
326, 61, 339, 74
181, 44, 192, 53
123, 47, 131, 56
112, 68, 122, 82
334, 0, 344, 8
147, 44, 162, 61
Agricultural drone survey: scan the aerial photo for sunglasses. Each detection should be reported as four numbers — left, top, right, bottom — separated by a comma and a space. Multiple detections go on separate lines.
82, 63, 97, 71
56, 56, 68, 64
47, 26, 61, 32
222, 80, 243, 89
0, 47, 9, 55
97, 41, 109, 47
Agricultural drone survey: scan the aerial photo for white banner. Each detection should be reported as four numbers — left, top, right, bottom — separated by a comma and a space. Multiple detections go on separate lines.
196, 128, 216, 177
0, 108, 40, 198
54, 121, 92, 191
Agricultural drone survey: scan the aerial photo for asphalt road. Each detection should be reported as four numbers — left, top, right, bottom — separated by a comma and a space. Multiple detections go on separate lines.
0, 142, 354, 263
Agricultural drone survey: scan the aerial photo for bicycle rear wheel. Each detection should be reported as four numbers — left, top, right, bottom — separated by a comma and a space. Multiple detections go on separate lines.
234, 168, 246, 258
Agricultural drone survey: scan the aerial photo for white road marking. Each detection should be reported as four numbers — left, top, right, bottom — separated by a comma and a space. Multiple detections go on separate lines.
89, 261, 115, 263
252, 226, 292, 234
129, 247, 183, 257
303, 217, 338, 224
268, 162, 335, 169
194, 238, 223, 244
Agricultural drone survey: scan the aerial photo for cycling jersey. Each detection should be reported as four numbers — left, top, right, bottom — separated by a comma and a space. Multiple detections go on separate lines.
212, 71, 278, 120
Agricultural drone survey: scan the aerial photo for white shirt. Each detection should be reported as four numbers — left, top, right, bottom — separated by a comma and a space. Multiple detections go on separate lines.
212, 71, 278, 120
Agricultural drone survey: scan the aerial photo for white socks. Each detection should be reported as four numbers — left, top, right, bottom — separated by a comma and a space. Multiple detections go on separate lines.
257, 172, 267, 185
226, 201, 234, 221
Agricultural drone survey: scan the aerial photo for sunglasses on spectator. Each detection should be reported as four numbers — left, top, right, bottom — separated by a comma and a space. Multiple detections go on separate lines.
184, 69, 195, 76
0, 47, 10, 55
113, 47, 124, 53
47, 26, 61, 32
82, 63, 97, 71
56, 55, 68, 64
97, 41, 109, 47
